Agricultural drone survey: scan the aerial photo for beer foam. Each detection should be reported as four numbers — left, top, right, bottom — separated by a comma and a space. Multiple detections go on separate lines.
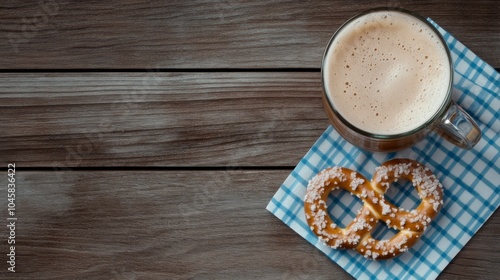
324, 11, 451, 135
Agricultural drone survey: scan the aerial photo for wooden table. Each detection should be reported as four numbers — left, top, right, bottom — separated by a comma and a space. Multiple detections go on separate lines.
1, 1, 498, 279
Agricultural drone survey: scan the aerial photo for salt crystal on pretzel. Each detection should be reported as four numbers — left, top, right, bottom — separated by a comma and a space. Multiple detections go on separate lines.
304, 159, 444, 260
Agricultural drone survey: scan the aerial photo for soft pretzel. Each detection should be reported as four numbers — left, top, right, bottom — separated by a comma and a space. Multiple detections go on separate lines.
304, 159, 443, 260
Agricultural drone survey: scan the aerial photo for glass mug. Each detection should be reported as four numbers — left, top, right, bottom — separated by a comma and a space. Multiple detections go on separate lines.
321, 8, 481, 152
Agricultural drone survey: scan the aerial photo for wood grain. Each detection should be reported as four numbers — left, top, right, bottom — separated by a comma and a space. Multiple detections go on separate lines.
0, 72, 330, 167
0, 0, 498, 69
0, 171, 497, 279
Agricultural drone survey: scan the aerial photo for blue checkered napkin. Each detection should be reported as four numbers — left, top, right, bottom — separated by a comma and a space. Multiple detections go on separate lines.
266, 20, 499, 280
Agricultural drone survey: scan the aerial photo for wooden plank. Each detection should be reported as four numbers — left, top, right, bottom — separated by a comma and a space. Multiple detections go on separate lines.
1, 170, 497, 279
0, 72, 329, 167
0, 0, 498, 69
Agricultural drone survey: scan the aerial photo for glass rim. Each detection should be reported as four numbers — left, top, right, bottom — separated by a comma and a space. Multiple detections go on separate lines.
321, 7, 454, 139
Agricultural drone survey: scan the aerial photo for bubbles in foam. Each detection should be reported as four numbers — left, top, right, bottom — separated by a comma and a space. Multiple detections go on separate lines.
324, 10, 450, 135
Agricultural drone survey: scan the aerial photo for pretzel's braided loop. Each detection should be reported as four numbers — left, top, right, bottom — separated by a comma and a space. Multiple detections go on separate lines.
304, 159, 443, 260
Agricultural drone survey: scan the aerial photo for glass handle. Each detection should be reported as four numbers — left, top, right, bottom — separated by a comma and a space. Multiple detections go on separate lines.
435, 101, 481, 149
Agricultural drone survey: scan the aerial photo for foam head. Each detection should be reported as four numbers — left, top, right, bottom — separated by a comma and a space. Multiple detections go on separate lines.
323, 10, 451, 135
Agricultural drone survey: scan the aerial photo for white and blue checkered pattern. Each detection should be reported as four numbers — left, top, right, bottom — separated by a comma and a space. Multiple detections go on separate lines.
267, 19, 499, 280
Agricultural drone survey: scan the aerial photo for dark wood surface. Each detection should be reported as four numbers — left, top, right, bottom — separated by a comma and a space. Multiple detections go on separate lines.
0, 0, 498, 69
0, 1, 498, 279
0, 72, 327, 167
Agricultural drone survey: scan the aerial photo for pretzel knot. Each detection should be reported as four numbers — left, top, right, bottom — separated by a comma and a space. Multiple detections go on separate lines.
304, 159, 443, 260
